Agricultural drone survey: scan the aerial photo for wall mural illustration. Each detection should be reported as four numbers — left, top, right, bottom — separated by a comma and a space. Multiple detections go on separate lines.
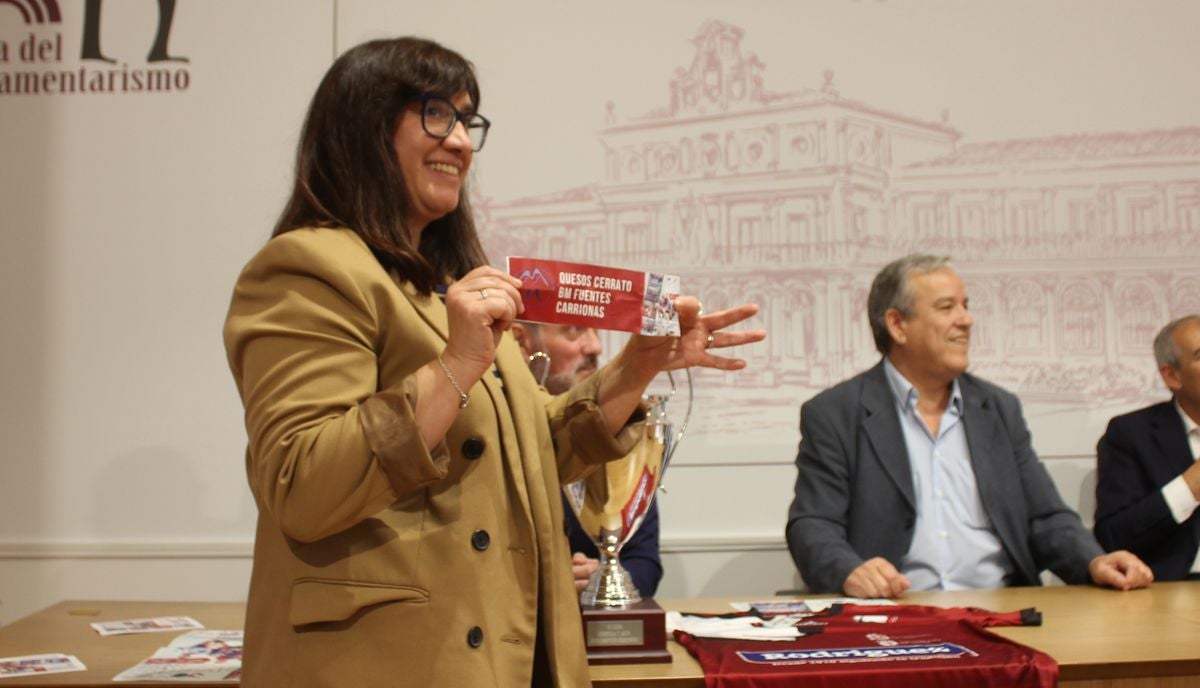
477, 20, 1200, 463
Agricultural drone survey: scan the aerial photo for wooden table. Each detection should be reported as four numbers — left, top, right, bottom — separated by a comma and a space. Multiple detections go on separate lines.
590, 583, 1200, 688
0, 601, 243, 686
2, 584, 1199, 686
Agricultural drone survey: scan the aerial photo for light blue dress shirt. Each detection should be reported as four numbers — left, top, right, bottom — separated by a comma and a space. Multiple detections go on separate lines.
883, 359, 1014, 590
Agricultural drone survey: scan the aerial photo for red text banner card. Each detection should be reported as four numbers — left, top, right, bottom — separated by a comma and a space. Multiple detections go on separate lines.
507, 257, 680, 336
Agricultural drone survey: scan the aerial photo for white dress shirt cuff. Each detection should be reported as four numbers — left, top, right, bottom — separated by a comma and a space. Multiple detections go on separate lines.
1163, 474, 1199, 524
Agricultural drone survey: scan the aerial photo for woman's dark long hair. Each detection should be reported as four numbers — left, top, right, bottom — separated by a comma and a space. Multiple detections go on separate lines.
273, 37, 488, 294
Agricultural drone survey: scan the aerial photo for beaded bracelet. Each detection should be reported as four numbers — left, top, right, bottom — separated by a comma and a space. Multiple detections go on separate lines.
437, 354, 470, 409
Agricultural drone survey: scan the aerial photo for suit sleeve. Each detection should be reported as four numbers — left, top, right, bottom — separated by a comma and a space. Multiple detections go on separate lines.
224, 232, 447, 543
1093, 419, 1178, 555
785, 397, 866, 594
544, 369, 645, 486
1000, 393, 1103, 583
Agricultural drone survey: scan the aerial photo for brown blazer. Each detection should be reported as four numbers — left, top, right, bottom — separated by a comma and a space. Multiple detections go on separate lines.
224, 227, 640, 687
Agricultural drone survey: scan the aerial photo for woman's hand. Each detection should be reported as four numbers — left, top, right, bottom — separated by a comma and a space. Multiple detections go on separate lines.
620, 296, 765, 378
597, 296, 765, 434
442, 266, 524, 383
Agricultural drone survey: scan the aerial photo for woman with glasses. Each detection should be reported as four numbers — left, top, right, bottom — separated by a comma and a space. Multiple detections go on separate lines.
224, 36, 762, 687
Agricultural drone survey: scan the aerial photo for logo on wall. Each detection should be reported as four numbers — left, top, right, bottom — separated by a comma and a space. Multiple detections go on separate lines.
1, 0, 62, 25
0, 0, 191, 95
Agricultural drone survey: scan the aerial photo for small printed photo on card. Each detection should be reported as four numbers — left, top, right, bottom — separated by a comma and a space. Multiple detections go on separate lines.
91, 616, 205, 636
112, 631, 243, 682
164, 630, 243, 661
0, 653, 87, 677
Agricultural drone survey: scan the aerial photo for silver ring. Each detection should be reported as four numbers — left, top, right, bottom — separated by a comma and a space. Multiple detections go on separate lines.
479, 288, 488, 300
705, 333, 715, 350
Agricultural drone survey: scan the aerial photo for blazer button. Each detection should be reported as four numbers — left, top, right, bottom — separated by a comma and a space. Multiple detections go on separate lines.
467, 626, 484, 648
471, 529, 491, 551
462, 437, 485, 460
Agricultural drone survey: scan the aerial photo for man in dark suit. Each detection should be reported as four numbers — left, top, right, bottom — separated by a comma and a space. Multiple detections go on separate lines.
513, 321, 663, 597
1095, 314, 1200, 581
786, 254, 1152, 597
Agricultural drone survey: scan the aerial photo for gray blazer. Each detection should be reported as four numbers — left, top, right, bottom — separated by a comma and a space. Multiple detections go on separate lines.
785, 362, 1102, 594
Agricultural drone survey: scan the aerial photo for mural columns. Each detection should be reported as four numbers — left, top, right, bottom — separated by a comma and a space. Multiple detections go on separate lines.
811, 278, 831, 387
832, 272, 855, 382
1098, 272, 1119, 367
1037, 273, 1059, 359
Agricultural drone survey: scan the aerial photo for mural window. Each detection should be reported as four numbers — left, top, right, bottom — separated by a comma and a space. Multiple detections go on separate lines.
678, 138, 694, 176
623, 222, 650, 257
1068, 200, 1098, 237
790, 133, 814, 159
958, 203, 986, 239
743, 134, 767, 167
703, 55, 722, 101
645, 150, 660, 180
659, 145, 679, 177
967, 284, 994, 355
624, 151, 642, 178
849, 133, 874, 166
913, 204, 937, 240
583, 234, 601, 262
1117, 281, 1160, 354
735, 215, 761, 250
850, 206, 867, 238
1006, 281, 1047, 353
730, 74, 746, 100
1010, 202, 1041, 244
785, 291, 814, 364
699, 136, 720, 171
1128, 199, 1159, 236
787, 213, 814, 245
1179, 199, 1199, 234
725, 132, 741, 169
1170, 280, 1200, 319
1059, 282, 1103, 354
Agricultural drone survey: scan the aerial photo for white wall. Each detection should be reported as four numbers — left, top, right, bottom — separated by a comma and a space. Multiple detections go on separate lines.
2, 0, 1199, 626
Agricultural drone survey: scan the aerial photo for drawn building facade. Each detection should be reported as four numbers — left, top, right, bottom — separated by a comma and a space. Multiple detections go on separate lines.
478, 20, 1200, 436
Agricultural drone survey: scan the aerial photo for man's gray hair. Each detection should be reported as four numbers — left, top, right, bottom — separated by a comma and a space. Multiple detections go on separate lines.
867, 254, 954, 355
1153, 314, 1200, 368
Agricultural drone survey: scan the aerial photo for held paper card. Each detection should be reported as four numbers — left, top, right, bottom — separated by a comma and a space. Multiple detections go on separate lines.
508, 257, 680, 336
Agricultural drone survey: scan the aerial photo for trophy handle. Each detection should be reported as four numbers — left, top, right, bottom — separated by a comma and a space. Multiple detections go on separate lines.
656, 367, 693, 489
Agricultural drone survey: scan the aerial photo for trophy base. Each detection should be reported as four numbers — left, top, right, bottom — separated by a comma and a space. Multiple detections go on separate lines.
580, 599, 672, 665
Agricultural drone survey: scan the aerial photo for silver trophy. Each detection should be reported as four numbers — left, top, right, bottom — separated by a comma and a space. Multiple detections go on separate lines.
564, 370, 691, 609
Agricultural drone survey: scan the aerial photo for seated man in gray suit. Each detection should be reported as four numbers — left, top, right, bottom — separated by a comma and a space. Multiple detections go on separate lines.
786, 254, 1152, 597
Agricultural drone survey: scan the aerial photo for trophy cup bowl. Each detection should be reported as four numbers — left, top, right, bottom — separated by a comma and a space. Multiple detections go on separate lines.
564, 386, 682, 664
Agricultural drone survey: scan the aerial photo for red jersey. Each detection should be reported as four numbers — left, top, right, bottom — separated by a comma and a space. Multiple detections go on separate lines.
674, 604, 1057, 688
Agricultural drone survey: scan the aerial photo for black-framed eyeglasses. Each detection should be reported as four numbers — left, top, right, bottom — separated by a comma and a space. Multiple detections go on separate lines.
419, 94, 490, 152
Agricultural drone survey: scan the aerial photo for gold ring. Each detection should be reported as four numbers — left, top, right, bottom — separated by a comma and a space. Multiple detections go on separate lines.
706, 333, 715, 349
479, 288, 488, 300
